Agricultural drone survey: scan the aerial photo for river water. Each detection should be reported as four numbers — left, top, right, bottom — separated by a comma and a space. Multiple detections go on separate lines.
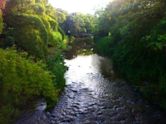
17, 54, 166, 124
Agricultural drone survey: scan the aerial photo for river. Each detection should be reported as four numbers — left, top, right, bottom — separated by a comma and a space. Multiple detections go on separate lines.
17, 54, 166, 124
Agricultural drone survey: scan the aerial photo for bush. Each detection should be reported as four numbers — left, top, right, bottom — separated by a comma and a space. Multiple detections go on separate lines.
47, 51, 66, 90
95, 36, 112, 56
95, 0, 166, 109
4, 14, 48, 59
0, 48, 58, 123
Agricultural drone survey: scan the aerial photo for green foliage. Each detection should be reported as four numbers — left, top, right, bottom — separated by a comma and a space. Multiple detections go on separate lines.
4, 13, 51, 58
95, 36, 111, 56
143, 18, 166, 51
62, 13, 96, 36
0, 0, 67, 123
4, 0, 66, 59
95, 0, 166, 109
0, 48, 58, 123
32, 3, 45, 15
47, 52, 66, 89
49, 32, 63, 45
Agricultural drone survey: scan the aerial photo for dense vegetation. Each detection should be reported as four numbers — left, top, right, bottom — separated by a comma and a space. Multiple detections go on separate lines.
62, 13, 96, 37
62, 13, 96, 57
0, 0, 166, 123
95, 0, 166, 109
0, 0, 67, 123
0, 49, 57, 123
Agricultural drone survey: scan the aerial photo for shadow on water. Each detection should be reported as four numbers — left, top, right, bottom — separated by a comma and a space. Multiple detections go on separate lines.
17, 54, 166, 124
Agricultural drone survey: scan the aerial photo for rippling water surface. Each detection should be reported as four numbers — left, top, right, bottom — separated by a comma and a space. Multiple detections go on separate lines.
17, 54, 166, 124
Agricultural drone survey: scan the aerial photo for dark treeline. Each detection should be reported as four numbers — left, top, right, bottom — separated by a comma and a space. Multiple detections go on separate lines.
95, 0, 166, 110
61, 13, 96, 37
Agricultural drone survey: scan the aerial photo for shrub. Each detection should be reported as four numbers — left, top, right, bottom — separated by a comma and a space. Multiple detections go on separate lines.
95, 36, 112, 56
95, 0, 166, 109
0, 48, 57, 123
47, 50, 66, 90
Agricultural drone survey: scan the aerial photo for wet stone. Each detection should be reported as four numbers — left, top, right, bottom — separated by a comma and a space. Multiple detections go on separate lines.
50, 120, 55, 124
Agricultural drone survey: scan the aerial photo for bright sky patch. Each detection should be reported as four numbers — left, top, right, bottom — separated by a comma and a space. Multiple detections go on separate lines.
48, 0, 112, 14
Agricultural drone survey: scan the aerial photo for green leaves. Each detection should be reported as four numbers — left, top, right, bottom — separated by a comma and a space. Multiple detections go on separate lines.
0, 0, 67, 123
143, 18, 166, 51
0, 49, 58, 123
0, 49, 56, 98
63, 13, 96, 35
95, 0, 166, 109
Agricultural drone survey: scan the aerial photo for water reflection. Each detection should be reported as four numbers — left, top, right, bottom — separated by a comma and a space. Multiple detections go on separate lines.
17, 54, 166, 124
65, 54, 103, 91
50, 54, 165, 124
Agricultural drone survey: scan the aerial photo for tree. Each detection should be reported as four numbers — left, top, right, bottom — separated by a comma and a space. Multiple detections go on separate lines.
62, 13, 96, 36
0, 1, 67, 123
95, 0, 166, 109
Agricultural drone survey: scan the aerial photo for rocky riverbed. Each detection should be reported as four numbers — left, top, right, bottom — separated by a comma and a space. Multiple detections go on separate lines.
17, 54, 166, 124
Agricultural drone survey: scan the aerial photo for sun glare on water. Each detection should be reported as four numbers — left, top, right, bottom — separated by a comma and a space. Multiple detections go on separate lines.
48, 0, 112, 14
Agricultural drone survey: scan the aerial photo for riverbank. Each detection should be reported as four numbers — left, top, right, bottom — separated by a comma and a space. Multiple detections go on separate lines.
17, 54, 166, 124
